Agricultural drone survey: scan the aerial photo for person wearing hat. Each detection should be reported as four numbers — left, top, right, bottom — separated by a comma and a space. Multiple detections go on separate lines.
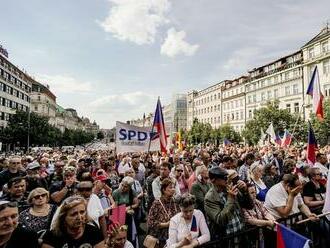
93, 169, 116, 211
204, 167, 253, 240
25, 162, 48, 193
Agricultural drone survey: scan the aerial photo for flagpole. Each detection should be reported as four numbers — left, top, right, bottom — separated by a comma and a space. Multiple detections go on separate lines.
295, 212, 330, 225
288, 103, 305, 143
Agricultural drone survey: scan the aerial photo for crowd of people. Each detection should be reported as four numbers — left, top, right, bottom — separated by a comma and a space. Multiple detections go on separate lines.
0, 143, 329, 248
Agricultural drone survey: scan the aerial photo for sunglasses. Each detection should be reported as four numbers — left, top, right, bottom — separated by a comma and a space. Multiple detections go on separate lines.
176, 170, 183, 172
78, 187, 93, 192
33, 193, 47, 200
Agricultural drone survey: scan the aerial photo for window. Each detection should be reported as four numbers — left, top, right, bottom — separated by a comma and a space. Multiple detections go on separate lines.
267, 91, 272, 99
240, 111, 243, 120
286, 104, 291, 112
253, 94, 256, 102
236, 112, 239, 120
235, 100, 239, 108
322, 41, 329, 53
248, 110, 252, 119
38, 95, 41, 101
293, 84, 299, 94
294, 103, 299, 113
218, 93, 220, 99
285, 86, 291, 96
323, 59, 330, 74
260, 80, 265, 88
285, 72, 290, 80
248, 96, 252, 104
261, 92, 266, 101
210, 106, 213, 112
309, 47, 315, 59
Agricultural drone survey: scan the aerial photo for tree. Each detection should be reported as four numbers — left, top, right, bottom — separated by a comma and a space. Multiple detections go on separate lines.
1, 111, 95, 150
218, 124, 242, 143
97, 131, 105, 140
186, 119, 241, 145
242, 101, 306, 145
311, 99, 330, 146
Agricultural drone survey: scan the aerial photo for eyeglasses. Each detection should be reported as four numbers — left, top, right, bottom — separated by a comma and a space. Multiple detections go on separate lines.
78, 187, 93, 192
33, 193, 47, 200
176, 170, 183, 172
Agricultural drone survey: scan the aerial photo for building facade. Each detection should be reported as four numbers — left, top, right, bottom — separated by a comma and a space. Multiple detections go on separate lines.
187, 82, 223, 130
0, 51, 31, 127
187, 27, 330, 133
30, 80, 57, 125
221, 76, 247, 132
302, 26, 330, 119
245, 51, 304, 121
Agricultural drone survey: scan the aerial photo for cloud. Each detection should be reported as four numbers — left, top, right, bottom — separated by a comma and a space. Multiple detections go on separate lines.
160, 28, 199, 58
36, 74, 93, 94
99, 0, 171, 45
88, 91, 157, 126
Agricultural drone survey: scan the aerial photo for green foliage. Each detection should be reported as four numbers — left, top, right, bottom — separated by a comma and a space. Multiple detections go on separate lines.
187, 118, 241, 145
1, 111, 95, 150
242, 101, 307, 145
97, 131, 105, 140
311, 99, 330, 146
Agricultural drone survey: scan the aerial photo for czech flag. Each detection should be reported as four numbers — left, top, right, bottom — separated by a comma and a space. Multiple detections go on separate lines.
277, 223, 310, 248
306, 66, 324, 121
281, 130, 292, 148
152, 99, 168, 153
307, 122, 317, 165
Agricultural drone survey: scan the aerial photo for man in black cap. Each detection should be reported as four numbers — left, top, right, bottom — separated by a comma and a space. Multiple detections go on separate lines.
204, 167, 253, 240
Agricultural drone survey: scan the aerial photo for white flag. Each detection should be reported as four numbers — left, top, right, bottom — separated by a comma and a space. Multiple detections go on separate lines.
265, 123, 276, 140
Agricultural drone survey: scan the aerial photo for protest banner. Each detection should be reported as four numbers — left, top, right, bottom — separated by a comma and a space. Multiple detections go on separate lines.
115, 121, 160, 153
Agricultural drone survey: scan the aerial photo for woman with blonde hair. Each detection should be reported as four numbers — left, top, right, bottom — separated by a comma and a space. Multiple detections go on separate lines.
41, 196, 104, 248
19, 187, 57, 233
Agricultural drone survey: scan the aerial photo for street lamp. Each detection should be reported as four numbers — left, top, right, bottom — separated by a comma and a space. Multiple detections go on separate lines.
27, 107, 30, 154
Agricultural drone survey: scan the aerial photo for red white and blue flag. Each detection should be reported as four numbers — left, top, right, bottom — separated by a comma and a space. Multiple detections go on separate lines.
277, 223, 310, 248
152, 99, 168, 153
307, 122, 317, 165
281, 129, 292, 148
306, 66, 324, 121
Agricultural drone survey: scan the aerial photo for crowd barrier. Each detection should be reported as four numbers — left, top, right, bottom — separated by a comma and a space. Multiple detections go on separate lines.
198, 208, 329, 248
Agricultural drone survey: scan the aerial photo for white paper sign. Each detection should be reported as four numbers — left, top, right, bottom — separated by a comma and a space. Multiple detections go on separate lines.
115, 121, 160, 153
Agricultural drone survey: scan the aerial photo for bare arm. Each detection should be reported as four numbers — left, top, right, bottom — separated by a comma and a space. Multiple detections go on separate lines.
274, 194, 295, 218
41, 244, 54, 248
303, 196, 324, 208
51, 187, 68, 204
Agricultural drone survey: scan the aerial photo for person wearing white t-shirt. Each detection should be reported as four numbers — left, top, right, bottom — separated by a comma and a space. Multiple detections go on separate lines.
264, 174, 317, 221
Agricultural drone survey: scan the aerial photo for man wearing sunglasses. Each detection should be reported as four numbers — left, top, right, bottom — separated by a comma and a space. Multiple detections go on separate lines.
0, 157, 26, 191
0, 201, 38, 247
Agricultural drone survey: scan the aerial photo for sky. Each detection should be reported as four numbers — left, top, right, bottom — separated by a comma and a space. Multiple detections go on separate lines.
1, 0, 330, 128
